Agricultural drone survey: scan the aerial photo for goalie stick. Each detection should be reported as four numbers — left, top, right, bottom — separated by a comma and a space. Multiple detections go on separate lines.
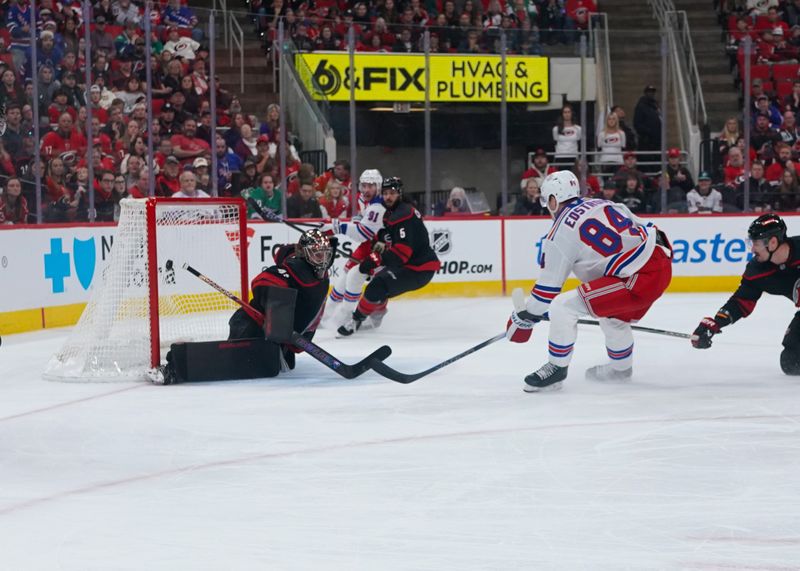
246, 197, 362, 264
183, 263, 391, 379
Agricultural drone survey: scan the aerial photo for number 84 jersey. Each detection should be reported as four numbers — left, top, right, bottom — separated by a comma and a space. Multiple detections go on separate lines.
530, 198, 656, 312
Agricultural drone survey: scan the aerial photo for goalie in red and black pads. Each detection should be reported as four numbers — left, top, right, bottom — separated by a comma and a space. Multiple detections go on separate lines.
338, 177, 441, 336
692, 214, 800, 375
160, 230, 335, 383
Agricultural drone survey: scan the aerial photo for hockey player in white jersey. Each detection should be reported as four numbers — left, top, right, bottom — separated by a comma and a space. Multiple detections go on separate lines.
506, 170, 673, 392
322, 169, 387, 328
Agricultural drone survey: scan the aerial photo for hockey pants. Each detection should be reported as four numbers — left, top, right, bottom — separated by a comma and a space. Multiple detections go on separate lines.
546, 290, 634, 371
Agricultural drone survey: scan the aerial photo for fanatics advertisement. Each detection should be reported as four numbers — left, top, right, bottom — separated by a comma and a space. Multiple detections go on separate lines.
296, 52, 550, 103
2, 214, 799, 334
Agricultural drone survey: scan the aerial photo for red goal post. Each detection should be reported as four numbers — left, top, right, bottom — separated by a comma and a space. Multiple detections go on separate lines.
45, 197, 250, 381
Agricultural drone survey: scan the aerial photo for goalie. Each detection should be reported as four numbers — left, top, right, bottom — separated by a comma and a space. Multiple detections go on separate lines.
158, 230, 335, 384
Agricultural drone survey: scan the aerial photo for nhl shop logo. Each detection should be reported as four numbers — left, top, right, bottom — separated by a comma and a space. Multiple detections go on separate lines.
430, 229, 452, 256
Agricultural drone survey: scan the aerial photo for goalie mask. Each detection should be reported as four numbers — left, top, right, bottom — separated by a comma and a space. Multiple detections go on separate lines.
296, 229, 333, 278
359, 169, 383, 199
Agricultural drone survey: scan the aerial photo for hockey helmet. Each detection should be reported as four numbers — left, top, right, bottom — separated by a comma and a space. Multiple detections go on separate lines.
540, 170, 580, 212
381, 176, 404, 194
296, 229, 333, 278
748, 213, 787, 245
359, 169, 383, 197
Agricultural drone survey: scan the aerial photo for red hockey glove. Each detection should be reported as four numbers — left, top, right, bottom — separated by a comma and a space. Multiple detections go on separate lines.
691, 317, 721, 349
359, 251, 382, 274
506, 310, 534, 343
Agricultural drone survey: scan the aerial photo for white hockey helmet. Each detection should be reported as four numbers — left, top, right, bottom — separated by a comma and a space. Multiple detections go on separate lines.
540, 170, 580, 211
359, 169, 383, 197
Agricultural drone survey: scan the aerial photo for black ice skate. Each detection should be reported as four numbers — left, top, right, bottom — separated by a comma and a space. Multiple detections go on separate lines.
524, 362, 568, 392
585, 363, 633, 382
337, 311, 366, 337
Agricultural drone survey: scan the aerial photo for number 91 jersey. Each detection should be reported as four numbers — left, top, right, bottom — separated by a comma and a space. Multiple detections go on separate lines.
530, 198, 656, 313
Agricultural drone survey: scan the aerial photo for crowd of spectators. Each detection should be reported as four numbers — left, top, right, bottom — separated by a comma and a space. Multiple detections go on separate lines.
700, 0, 800, 214
255, 0, 598, 55
0, 0, 365, 224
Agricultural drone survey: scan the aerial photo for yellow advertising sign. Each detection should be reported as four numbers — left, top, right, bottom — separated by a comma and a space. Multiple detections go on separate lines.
295, 52, 549, 103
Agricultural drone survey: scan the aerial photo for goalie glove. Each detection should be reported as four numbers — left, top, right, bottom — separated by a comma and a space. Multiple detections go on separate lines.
358, 251, 382, 274
506, 287, 540, 343
691, 310, 731, 349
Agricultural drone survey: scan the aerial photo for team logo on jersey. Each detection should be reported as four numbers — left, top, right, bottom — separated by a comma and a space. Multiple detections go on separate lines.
430, 229, 452, 256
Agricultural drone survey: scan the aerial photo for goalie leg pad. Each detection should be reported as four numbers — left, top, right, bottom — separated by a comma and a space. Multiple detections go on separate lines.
165, 339, 282, 383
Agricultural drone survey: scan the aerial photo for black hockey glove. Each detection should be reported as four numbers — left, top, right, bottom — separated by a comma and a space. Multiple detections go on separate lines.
359, 251, 382, 274
691, 317, 721, 349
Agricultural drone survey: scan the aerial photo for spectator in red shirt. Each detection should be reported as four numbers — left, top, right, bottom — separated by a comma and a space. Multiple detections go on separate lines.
723, 146, 746, 188
314, 159, 351, 197
40, 112, 87, 162
766, 143, 800, 182
171, 117, 211, 166
566, 0, 596, 30
319, 178, 349, 218
156, 155, 182, 196
520, 148, 556, 189
0, 177, 29, 224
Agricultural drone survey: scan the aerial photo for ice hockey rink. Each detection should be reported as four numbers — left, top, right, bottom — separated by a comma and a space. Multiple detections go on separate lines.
1, 293, 799, 570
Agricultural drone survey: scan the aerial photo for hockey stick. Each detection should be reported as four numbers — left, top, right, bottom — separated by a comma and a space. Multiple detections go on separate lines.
368, 332, 507, 384
182, 263, 391, 379
246, 197, 362, 263
368, 294, 691, 385
510, 289, 691, 340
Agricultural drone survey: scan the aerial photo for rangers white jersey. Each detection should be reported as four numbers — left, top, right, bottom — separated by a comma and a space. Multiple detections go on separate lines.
338, 195, 386, 243
528, 197, 656, 316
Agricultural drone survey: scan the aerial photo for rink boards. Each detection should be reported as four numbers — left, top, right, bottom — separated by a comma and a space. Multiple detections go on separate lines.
0, 214, 794, 335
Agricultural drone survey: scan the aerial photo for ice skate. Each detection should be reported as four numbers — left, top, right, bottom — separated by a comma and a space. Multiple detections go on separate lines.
337, 311, 366, 337
585, 363, 633, 382
523, 362, 568, 392
360, 309, 387, 331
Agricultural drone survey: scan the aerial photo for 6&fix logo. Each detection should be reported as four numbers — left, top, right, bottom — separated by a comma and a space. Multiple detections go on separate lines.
430, 229, 452, 256
44, 237, 97, 293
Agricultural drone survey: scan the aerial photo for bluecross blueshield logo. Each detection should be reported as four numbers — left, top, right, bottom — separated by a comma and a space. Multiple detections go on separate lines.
44, 237, 97, 293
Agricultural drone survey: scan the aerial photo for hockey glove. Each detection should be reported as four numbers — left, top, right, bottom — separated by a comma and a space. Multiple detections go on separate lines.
319, 219, 341, 236
505, 287, 540, 343
691, 317, 721, 349
372, 240, 387, 253
506, 310, 535, 343
359, 251, 382, 274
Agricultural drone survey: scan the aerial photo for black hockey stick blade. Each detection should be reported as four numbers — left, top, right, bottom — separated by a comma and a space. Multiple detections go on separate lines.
291, 333, 392, 379
368, 332, 506, 384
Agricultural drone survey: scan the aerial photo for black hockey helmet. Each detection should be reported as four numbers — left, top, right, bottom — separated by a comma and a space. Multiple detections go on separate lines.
748, 213, 787, 244
296, 229, 333, 278
381, 176, 404, 194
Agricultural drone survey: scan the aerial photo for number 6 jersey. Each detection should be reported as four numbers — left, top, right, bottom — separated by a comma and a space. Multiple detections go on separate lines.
529, 197, 657, 315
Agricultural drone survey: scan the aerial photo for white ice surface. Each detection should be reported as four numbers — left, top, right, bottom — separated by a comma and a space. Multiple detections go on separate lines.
1, 293, 800, 570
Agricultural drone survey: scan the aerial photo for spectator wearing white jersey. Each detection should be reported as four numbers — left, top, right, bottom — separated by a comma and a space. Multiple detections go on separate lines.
596, 112, 626, 173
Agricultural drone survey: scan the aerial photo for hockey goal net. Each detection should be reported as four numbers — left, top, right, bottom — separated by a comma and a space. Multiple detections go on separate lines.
45, 197, 249, 381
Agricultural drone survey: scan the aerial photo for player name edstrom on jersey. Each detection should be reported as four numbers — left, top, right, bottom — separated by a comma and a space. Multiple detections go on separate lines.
529, 198, 656, 316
